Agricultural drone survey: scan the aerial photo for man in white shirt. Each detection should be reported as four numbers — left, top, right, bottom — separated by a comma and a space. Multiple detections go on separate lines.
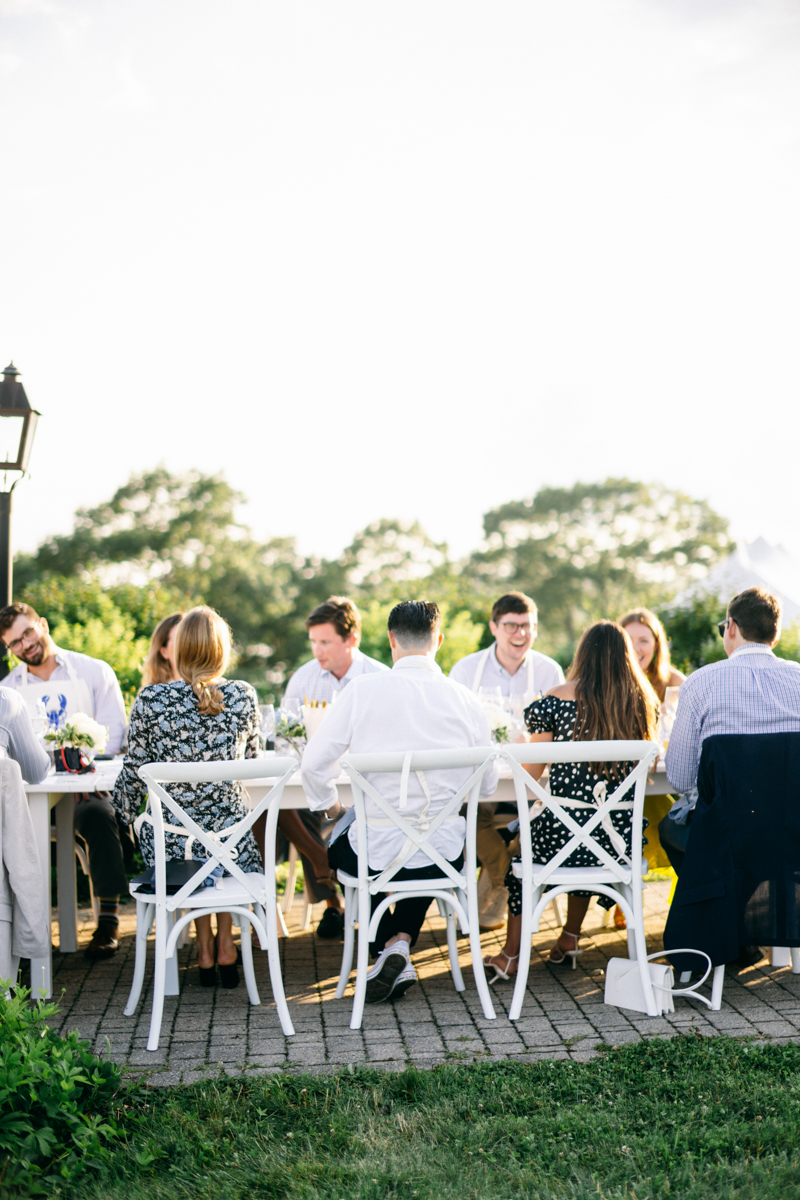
282, 596, 389, 938
283, 595, 388, 706
302, 600, 497, 1002
0, 603, 129, 959
449, 592, 564, 929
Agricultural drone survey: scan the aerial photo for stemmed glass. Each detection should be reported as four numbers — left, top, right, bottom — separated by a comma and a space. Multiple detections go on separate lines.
259, 704, 275, 751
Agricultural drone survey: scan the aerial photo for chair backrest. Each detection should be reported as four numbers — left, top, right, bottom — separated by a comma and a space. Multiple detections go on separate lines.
340, 746, 497, 893
502, 741, 659, 888
137, 757, 297, 908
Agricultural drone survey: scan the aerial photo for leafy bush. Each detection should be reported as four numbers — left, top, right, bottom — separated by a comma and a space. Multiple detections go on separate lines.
0, 985, 121, 1196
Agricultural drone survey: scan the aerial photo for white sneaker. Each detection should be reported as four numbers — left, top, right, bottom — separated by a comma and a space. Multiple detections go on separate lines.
479, 885, 509, 931
365, 941, 410, 1003
390, 961, 417, 1000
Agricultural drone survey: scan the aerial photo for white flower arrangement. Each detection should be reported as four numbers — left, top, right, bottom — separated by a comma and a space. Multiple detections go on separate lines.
44, 712, 109, 754
479, 699, 512, 744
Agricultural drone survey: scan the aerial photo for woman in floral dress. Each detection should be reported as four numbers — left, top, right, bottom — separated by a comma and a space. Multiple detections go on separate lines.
113, 607, 260, 988
484, 621, 659, 980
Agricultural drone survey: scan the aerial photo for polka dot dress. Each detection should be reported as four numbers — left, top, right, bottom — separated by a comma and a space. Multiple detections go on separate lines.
504, 694, 647, 915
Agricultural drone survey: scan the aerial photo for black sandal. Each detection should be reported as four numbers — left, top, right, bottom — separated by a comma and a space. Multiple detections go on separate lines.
217, 962, 239, 989
198, 965, 217, 987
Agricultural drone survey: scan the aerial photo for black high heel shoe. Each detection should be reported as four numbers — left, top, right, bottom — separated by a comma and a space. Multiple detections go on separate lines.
217, 962, 239, 988
198, 964, 217, 987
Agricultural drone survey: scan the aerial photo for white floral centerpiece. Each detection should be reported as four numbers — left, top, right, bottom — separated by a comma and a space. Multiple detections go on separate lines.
478, 698, 512, 744
274, 713, 306, 756
44, 712, 109, 754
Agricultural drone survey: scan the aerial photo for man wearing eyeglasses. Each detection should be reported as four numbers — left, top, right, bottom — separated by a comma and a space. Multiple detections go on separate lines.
662, 586, 800, 967
449, 592, 564, 929
0, 603, 129, 960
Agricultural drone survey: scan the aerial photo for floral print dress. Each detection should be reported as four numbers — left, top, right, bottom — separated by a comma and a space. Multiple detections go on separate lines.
112, 679, 262, 873
504, 694, 646, 915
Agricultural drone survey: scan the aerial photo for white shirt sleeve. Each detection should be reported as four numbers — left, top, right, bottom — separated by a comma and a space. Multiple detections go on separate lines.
91, 661, 128, 756
300, 689, 355, 810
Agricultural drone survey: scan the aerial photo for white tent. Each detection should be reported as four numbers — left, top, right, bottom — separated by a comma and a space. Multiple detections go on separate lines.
671, 538, 800, 625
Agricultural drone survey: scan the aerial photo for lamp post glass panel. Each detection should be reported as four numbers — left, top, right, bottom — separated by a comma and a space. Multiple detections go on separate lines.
0, 361, 40, 631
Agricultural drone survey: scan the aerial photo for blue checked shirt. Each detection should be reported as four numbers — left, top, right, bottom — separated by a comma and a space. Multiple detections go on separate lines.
665, 645, 800, 796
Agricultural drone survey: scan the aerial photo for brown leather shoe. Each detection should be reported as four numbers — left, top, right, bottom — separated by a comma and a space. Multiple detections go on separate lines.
84, 922, 119, 959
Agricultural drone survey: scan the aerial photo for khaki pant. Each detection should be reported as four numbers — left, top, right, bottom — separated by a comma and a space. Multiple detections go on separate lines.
476, 801, 513, 890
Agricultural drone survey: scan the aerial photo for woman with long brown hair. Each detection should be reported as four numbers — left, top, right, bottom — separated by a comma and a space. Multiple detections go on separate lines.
114, 606, 261, 989
140, 612, 184, 688
484, 620, 659, 980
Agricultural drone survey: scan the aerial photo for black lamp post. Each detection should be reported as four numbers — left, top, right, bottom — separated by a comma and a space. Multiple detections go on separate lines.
0, 361, 40, 607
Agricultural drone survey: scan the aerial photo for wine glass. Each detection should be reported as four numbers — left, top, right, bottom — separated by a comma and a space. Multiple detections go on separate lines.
259, 703, 275, 751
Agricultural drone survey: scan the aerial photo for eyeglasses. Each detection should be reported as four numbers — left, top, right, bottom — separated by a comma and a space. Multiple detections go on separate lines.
498, 622, 533, 635
717, 618, 730, 639
4, 625, 40, 655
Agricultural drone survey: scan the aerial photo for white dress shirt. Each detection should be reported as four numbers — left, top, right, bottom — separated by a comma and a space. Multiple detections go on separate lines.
0, 687, 50, 783
448, 644, 564, 699
283, 648, 389, 706
301, 655, 498, 869
4, 647, 128, 756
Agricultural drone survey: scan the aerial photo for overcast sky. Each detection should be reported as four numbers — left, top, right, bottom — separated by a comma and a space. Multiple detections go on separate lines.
1, 0, 798, 565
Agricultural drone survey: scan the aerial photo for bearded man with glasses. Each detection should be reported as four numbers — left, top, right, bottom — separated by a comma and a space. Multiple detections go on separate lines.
449, 591, 564, 930
0, 602, 129, 959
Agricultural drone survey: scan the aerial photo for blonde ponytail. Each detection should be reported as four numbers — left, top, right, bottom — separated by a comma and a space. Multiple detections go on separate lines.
174, 607, 231, 716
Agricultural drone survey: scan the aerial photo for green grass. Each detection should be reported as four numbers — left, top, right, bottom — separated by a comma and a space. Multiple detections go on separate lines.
55, 1036, 800, 1200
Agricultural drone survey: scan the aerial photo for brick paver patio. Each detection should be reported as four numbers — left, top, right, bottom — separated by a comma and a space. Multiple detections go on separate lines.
33, 881, 800, 1086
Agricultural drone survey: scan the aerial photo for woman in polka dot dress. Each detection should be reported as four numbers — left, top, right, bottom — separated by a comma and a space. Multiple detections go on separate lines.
484, 621, 659, 980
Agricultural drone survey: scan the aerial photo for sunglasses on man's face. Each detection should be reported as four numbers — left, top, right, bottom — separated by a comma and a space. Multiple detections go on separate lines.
718, 618, 730, 638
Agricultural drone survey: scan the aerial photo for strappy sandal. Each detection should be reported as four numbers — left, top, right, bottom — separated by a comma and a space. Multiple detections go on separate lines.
548, 930, 582, 969
483, 951, 519, 985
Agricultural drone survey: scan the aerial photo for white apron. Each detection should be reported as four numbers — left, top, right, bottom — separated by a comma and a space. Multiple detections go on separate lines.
16, 656, 94, 732
470, 645, 535, 699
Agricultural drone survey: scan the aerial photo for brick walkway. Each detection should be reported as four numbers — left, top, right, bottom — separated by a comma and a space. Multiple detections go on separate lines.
36, 882, 800, 1086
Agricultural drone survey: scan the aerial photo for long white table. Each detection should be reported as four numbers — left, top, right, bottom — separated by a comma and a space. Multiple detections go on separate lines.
26, 757, 674, 997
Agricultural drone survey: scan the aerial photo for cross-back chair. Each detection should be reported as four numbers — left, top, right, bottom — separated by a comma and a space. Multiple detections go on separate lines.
335, 746, 498, 1030
501, 741, 660, 1020
124, 756, 297, 1050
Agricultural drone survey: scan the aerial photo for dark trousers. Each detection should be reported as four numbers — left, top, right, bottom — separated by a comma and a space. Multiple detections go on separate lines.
657, 812, 692, 876
74, 792, 131, 897
328, 833, 464, 956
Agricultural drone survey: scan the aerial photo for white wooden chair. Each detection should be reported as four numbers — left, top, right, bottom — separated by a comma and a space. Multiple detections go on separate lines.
502, 741, 660, 1020
335, 747, 498, 1030
123, 757, 297, 1050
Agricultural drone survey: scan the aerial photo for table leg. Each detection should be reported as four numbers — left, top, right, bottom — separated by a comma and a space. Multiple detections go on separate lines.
55, 795, 78, 953
28, 793, 53, 999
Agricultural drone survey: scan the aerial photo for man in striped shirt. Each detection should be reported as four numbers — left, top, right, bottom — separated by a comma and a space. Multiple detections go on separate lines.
662, 586, 800, 966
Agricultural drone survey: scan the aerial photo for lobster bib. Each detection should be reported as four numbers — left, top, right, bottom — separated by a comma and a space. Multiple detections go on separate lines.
17, 656, 94, 733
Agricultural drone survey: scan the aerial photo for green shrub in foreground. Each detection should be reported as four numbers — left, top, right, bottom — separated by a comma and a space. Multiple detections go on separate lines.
0, 985, 121, 1196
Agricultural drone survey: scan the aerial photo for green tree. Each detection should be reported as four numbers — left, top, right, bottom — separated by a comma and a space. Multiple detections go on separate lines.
465, 479, 735, 661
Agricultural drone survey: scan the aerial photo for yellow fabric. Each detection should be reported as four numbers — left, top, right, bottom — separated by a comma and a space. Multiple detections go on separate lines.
643, 793, 675, 870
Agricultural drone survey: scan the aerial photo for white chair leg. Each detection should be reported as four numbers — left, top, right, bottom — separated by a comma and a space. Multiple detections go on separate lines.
467, 866, 496, 1022
164, 910, 180, 997
277, 906, 289, 938
792, 948, 800, 974
710, 964, 725, 1010
438, 898, 465, 992
264, 882, 295, 1037
301, 882, 312, 932
350, 885, 372, 1030
239, 911, 261, 1006
509, 892, 535, 1021
335, 886, 356, 999
282, 843, 298, 914
124, 899, 154, 1016
679, 970, 692, 984
147, 906, 169, 1051
549, 896, 563, 927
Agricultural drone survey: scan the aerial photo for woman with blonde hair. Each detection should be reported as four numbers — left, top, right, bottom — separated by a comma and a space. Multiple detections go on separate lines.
619, 607, 685, 702
113, 606, 260, 988
140, 612, 184, 688
484, 620, 659, 980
